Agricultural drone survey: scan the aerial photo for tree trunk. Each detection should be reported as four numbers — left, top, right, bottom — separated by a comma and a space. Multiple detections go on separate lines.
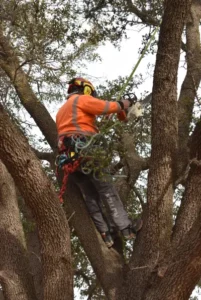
0, 290, 4, 300
0, 161, 36, 300
26, 227, 43, 300
120, 0, 192, 299
19, 200, 43, 300
177, 0, 201, 179
0, 105, 73, 300
142, 130, 201, 299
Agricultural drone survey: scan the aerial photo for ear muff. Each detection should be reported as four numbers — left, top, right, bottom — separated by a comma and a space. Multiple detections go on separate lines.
74, 79, 94, 95
83, 84, 93, 95
68, 78, 97, 96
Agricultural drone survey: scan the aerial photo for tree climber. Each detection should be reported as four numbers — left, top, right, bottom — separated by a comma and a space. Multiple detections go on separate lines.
56, 77, 142, 248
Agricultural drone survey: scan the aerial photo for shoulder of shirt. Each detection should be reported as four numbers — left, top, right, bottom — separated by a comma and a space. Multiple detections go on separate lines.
78, 94, 101, 102
68, 93, 79, 100
68, 94, 104, 102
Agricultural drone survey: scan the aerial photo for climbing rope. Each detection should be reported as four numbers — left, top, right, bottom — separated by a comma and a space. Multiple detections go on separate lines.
56, 134, 110, 203
116, 26, 159, 102
58, 158, 81, 204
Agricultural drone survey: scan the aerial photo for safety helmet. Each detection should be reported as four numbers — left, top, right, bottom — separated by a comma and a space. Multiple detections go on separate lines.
67, 77, 97, 97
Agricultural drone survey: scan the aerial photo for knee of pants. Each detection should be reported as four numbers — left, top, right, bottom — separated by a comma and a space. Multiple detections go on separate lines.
85, 203, 102, 215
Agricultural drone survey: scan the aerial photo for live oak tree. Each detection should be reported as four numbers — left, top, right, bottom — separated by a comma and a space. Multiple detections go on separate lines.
0, 0, 201, 300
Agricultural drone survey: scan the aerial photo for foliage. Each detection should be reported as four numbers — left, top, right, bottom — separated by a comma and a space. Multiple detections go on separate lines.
0, 0, 100, 106
79, 0, 163, 44
0, 0, 201, 299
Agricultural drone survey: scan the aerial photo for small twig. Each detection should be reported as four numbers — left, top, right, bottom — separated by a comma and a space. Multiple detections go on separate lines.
30, 251, 41, 263
192, 74, 201, 106
190, 158, 201, 168
130, 251, 160, 271
67, 211, 75, 222
133, 186, 145, 207
130, 265, 150, 270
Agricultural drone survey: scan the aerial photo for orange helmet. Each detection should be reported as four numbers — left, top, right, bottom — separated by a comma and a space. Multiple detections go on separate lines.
68, 77, 97, 97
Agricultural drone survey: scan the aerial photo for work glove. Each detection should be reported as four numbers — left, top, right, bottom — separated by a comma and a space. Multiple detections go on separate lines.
117, 99, 131, 122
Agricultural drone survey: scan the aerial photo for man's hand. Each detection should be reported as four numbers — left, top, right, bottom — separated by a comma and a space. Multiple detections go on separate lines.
120, 99, 132, 109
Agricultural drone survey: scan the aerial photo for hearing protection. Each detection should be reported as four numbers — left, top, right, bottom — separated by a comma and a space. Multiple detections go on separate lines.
68, 77, 97, 97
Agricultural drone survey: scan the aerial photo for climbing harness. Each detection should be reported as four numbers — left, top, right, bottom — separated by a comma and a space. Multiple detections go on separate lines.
58, 158, 81, 204
55, 135, 82, 203
56, 134, 111, 203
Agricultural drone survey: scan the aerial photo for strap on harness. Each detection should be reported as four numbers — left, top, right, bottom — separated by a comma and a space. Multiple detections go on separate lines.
58, 158, 81, 204
56, 135, 82, 204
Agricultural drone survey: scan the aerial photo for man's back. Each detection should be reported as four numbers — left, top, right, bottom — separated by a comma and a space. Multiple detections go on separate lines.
56, 93, 121, 137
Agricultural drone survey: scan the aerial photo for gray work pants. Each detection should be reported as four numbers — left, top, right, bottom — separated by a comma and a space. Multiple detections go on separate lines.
70, 171, 131, 233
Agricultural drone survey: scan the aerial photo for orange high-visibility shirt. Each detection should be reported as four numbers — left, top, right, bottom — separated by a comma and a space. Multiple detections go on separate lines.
56, 94, 122, 136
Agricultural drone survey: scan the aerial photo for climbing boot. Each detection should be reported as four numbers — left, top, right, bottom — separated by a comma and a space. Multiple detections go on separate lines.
131, 218, 143, 234
101, 232, 114, 248
121, 218, 143, 240
121, 227, 136, 240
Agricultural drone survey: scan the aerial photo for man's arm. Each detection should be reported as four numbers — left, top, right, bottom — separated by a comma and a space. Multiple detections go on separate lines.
79, 95, 131, 116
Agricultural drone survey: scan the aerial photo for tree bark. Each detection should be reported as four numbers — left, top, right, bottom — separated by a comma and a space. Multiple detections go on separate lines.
115, 133, 148, 206
26, 227, 43, 300
139, 120, 201, 299
0, 161, 36, 300
19, 200, 43, 300
172, 120, 201, 247
0, 290, 4, 300
120, 0, 192, 299
177, 0, 201, 179
0, 105, 73, 300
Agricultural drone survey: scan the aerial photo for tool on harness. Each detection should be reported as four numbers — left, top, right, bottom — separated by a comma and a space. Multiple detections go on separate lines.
55, 153, 72, 169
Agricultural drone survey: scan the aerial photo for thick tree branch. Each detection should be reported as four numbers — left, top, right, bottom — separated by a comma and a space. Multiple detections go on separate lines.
143, 213, 201, 300
121, 1, 192, 299
0, 161, 36, 300
19, 200, 43, 300
115, 132, 148, 207
0, 104, 73, 300
32, 148, 55, 169
172, 119, 201, 248
177, 0, 201, 178
125, 0, 159, 26
32, 149, 54, 162
125, 0, 187, 52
